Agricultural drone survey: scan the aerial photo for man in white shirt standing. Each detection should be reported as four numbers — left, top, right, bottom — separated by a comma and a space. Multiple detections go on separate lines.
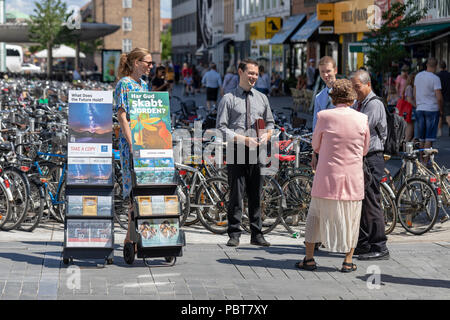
414, 57, 444, 161
202, 63, 223, 111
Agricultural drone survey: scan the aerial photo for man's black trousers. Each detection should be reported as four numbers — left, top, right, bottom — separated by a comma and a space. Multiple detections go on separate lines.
226, 163, 263, 238
357, 152, 388, 252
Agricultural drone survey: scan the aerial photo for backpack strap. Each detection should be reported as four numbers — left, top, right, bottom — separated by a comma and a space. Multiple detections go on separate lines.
366, 95, 385, 140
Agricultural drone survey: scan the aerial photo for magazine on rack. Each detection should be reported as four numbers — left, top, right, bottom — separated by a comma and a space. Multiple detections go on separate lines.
137, 218, 180, 247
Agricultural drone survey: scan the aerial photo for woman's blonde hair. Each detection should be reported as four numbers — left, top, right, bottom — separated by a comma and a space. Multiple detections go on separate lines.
118, 48, 151, 78
329, 79, 357, 105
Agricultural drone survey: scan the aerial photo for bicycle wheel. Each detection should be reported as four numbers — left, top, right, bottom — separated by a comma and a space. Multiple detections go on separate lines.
280, 173, 313, 236
380, 183, 397, 235
396, 177, 439, 235
196, 177, 229, 234
241, 176, 283, 234
177, 185, 191, 227
1, 168, 29, 230
0, 181, 11, 230
19, 178, 44, 232
46, 164, 65, 223
113, 182, 130, 230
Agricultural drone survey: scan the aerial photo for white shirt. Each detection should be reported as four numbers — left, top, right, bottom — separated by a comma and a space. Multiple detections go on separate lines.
414, 71, 442, 112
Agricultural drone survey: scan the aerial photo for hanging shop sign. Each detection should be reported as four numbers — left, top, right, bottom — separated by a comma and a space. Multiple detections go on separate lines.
265, 17, 282, 39
319, 26, 335, 34
317, 3, 335, 21
334, 0, 374, 34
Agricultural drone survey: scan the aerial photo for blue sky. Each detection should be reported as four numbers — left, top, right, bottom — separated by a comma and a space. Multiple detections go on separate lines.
8, 0, 171, 18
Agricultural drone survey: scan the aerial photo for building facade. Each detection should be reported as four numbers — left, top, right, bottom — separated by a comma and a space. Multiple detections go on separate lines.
234, 0, 290, 76
172, 0, 198, 66
92, 0, 161, 65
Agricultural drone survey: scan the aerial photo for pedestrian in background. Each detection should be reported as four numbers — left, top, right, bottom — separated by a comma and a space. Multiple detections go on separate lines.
222, 65, 239, 95
437, 61, 450, 137
254, 65, 271, 95
395, 65, 409, 99
350, 69, 389, 261
403, 72, 417, 142
414, 57, 443, 162
182, 63, 194, 96
296, 79, 370, 272
151, 66, 169, 91
202, 62, 222, 110
307, 59, 317, 90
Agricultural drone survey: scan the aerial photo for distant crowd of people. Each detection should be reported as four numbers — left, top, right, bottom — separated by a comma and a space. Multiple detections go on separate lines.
146, 60, 284, 110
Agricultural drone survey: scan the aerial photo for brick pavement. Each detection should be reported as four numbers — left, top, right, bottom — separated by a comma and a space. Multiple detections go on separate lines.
0, 223, 450, 300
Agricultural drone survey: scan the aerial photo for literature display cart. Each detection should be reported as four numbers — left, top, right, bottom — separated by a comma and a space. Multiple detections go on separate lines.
63, 90, 115, 265
123, 91, 185, 267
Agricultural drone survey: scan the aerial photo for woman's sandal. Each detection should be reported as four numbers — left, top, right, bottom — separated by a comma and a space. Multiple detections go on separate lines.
295, 257, 317, 271
340, 262, 357, 273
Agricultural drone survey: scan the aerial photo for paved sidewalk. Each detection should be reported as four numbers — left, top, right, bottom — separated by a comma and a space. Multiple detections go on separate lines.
0, 222, 449, 300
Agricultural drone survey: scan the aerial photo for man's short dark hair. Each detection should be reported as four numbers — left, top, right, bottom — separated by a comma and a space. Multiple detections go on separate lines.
238, 59, 259, 72
440, 61, 447, 70
156, 66, 166, 72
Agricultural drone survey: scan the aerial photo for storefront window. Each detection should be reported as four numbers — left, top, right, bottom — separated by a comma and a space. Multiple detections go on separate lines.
271, 44, 283, 75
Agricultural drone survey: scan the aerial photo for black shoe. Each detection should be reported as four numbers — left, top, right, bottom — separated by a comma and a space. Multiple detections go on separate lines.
353, 247, 370, 255
358, 250, 390, 261
250, 234, 270, 247
226, 237, 239, 247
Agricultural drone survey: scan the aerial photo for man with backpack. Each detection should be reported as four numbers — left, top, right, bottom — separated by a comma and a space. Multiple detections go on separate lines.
350, 70, 390, 261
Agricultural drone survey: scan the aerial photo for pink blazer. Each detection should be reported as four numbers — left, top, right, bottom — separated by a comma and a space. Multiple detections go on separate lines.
311, 105, 370, 201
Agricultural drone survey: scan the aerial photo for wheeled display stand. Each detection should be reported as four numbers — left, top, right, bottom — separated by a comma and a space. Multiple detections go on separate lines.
122, 91, 185, 267
62, 90, 115, 266
123, 181, 185, 267
63, 186, 115, 266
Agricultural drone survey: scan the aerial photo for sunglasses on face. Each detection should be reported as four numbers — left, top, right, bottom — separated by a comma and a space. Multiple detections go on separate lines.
140, 60, 154, 67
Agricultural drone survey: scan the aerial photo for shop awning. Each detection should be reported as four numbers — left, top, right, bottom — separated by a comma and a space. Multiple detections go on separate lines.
290, 13, 323, 42
362, 22, 450, 45
269, 14, 306, 45
349, 42, 370, 53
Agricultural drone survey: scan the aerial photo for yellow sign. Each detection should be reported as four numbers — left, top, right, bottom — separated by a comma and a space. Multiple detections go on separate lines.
249, 20, 266, 40
334, 0, 374, 34
317, 3, 334, 21
265, 17, 282, 38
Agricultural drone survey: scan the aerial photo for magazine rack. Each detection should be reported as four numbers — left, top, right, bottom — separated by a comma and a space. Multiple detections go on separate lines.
63, 90, 115, 266
122, 91, 185, 267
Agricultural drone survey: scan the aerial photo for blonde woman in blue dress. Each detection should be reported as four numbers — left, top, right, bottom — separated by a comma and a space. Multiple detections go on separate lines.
114, 48, 154, 247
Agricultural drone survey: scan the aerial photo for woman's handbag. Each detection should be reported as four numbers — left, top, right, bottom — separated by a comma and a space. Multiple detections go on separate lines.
395, 93, 413, 123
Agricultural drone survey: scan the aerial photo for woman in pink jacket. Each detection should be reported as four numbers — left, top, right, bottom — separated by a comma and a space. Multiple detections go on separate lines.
296, 79, 370, 273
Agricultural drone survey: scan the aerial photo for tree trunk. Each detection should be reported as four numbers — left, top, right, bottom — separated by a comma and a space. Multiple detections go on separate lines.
47, 42, 53, 79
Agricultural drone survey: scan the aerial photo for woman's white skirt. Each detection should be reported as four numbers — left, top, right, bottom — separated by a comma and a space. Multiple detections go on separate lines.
304, 197, 362, 253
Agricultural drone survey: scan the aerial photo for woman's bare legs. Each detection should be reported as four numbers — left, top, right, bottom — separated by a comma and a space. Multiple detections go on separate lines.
299, 242, 316, 267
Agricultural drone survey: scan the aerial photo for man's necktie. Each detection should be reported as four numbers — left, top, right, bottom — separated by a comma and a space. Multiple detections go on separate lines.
357, 101, 362, 112
245, 91, 251, 131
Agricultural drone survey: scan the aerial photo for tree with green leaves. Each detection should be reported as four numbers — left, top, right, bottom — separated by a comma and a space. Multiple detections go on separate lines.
366, 0, 428, 93
161, 25, 172, 62
27, 0, 71, 78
